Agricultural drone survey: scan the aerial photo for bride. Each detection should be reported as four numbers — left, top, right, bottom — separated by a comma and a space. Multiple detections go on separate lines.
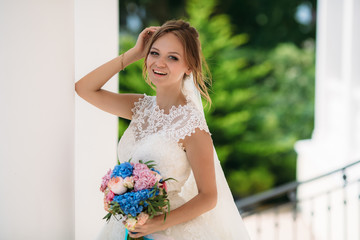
75, 20, 250, 240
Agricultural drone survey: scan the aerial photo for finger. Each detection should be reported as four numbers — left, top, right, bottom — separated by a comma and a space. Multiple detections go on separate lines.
147, 26, 160, 31
128, 231, 144, 238
144, 27, 160, 35
142, 27, 157, 33
132, 225, 143, 232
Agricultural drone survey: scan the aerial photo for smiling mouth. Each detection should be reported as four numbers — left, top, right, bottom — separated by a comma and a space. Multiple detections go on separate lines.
153, 69, 167, 76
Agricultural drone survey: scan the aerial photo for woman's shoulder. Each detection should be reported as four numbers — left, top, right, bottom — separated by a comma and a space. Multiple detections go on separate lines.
184, 101, 208, 122
170, 101, 211, 140
187, 104, 210, 133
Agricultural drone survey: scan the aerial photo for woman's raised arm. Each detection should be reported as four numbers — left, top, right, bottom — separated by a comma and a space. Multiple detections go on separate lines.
75, 27, 159, 119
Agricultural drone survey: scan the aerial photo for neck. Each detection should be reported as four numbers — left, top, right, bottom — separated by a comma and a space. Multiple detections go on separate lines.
155, 85, 186, 113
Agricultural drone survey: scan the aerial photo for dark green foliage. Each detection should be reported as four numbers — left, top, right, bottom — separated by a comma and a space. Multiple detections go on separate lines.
214, 0, 317, 48
120, 0, 316, 49
186, 0, 315, 197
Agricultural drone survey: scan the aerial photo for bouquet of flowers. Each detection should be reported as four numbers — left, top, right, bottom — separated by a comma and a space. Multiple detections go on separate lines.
100, 159, 174, 240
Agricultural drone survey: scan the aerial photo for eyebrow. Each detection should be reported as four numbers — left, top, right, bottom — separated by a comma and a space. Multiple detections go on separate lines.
151, 47, 181, 56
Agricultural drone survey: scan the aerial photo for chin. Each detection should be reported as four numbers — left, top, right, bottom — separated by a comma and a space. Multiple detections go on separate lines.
149, 77, 162, 87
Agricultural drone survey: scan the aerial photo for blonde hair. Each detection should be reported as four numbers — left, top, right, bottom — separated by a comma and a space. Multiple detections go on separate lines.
143, 20, 212, 106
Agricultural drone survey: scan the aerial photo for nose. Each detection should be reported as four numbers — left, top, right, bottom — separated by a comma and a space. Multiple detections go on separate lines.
155, 56, 166, 68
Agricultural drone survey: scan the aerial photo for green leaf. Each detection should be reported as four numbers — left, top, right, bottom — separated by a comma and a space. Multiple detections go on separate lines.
163, 177, 177, 182
144, 160, 156, 165
148, 203, 156, 215
102, 212, 112, 222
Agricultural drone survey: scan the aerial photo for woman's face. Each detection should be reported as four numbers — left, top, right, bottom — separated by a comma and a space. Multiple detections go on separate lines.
146, 33, 191, 89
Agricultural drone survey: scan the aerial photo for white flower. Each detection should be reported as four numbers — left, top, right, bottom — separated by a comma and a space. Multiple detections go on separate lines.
107, 177, 127, 195
123, 176, 134, 188
125, 217, 137, 231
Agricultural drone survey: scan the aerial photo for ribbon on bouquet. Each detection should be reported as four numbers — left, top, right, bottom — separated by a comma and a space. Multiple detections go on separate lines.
124, 229, 154, 240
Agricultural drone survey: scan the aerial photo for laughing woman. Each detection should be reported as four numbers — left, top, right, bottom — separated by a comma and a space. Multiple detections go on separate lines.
75, 20, 250, 240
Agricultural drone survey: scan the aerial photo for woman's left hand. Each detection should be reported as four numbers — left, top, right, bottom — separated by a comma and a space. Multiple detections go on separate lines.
133, 26, 160, 59
127, 215, 166, 238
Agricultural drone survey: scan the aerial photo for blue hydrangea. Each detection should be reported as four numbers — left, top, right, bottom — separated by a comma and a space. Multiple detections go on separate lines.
112, 189, 159, 217
111, 162, 133, 179
150, 168, 161, 175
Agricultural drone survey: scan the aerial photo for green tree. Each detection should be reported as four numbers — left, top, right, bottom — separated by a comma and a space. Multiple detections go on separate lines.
215, 0, 317, 48
119, 0, 317, 49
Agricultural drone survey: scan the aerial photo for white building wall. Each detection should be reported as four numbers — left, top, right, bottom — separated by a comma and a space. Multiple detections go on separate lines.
295, 0, 360, 239
0, 0, 75, 239
297, 0, 360, 177
74, 0, 119, 239
0, 0, 119, 239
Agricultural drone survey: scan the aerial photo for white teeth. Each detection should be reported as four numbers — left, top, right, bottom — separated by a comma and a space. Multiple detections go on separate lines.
154, 70, 167, 75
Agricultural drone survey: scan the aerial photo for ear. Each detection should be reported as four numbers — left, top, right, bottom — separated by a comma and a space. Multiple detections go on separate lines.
185, 68, 192, 75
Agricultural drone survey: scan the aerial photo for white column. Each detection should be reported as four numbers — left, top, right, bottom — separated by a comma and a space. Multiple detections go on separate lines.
348, 0, 360, 159
0, 1, 75, 239
74, 0, 119, 239
297, 0, 360, 178
295, 0, 360, 239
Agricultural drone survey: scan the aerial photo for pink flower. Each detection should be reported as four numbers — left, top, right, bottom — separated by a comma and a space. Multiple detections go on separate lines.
132, 163, 149, 175
160, 181, 168, 192
132, 163, 159, 191
103, 189, 115, 212
125, 217, 137, 231
104, 199, 110, 211
108, 177, 127, 194
104, 189, 115, 203
152, 171, 162, 182
100, 169, 112, 192
133, 169, 158, 191
137, 212, 149, 225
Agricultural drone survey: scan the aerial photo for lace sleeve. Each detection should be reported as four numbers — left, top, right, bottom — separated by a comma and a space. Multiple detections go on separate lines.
168, 104, 211, 143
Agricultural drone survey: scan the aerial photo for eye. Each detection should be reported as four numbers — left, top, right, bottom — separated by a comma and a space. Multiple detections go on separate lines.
150, 51, 159, 56
169, 55, 178, 61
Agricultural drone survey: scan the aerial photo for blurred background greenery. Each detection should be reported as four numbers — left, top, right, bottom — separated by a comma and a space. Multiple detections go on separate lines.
118, 0, 316, 199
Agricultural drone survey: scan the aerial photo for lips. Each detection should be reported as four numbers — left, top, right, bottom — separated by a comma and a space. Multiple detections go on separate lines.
153, 69, 167, 76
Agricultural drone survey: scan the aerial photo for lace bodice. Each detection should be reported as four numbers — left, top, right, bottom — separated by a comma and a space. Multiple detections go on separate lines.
117, 94, 210, 208
99, 93, 250, 240
130, 94, 210, 145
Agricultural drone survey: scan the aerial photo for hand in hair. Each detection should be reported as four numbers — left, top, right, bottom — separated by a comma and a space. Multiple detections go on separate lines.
133, 26, 160, 59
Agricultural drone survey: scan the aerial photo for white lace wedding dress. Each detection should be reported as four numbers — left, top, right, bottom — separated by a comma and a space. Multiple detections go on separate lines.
96, 93, 250, 240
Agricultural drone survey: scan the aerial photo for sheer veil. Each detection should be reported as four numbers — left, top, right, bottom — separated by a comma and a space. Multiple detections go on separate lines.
181, 73, 250, 239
